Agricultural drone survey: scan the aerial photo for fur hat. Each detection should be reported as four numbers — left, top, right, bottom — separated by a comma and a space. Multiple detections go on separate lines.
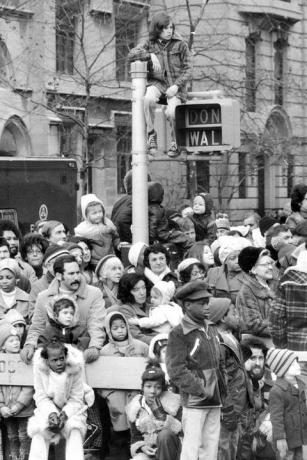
152, 281, 175, 304
176, 280, 211, 301
208, 297, 231, 324
218, 236, 250, 264
266, 348, 297, 378
238, 246, 267, 273
0, 320, 19, 349
177, 258, 200, 273
43, 245, 69, 265
259, 217, 277, 236
0, 258, 20, 278
4, 309, 26, 327
128, 242, 148, 267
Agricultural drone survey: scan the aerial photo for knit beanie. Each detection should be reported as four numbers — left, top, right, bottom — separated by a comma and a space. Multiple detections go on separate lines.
41, 220, 62, 237
4, 309, 26, 327
266, 348, 297, 378
95, 255, 122, 278
128, 242, 149, 267
142, 361, 166, 387
43, 244, 70, 265
63, 242, 81, 252
177, 258, 200, 273
259, 217, 278, 236
152, 280, 175, 304
0, 258, 20, 278
208, 297, 231, 324
238, 246, 266, 273
216, 216, 230, 230
218, 236, 250, 264
0, 320, 19, 349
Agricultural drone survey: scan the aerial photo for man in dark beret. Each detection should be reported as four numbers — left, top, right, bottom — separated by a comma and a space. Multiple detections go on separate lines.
166, 280, 227, 460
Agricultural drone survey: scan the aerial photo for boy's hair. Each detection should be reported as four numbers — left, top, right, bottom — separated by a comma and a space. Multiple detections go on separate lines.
241, 338, 268, 358
53, 254, 77, 275
143, 243, 170, 268
41, 337, 68, 360
149, 12, 174, 41
85, 201, 104, 217
53, 297, 76, 317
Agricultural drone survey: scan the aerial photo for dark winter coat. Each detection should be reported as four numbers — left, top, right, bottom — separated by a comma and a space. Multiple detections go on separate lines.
219, 331, 254, 431
166, 315, 227, 408
206, 266, 246, 304
111, 195, 133, 243
148, 182, 193, 250
269, 377, 307, 450
236, 274, 274, 338
189, 193, 215, 242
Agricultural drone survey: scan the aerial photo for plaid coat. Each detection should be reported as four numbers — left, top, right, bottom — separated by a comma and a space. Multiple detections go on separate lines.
270, 267, 307, 350
128, 33, 192, 100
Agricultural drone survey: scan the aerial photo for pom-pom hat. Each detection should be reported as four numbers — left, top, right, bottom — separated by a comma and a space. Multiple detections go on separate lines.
266, 348, 298, 378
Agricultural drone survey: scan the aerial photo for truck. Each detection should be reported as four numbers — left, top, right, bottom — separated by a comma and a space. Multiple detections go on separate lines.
0, 157, 78, 234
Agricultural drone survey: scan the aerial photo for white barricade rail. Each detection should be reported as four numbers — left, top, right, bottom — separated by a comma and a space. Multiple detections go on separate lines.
0, 354, 147, 390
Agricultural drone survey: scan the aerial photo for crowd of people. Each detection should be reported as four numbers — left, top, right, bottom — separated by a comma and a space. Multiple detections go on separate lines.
1, 178, 307, 460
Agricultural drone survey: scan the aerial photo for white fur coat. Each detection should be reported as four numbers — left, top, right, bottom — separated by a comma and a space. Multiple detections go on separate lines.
28, 346, 92, 443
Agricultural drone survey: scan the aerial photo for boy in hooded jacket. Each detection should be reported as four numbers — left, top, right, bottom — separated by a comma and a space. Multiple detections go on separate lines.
98, 311, 148, 434
74, 193, 121, 267
38, 294, 90, 350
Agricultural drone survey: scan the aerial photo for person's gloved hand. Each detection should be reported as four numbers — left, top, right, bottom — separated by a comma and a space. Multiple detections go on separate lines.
48, 412, 60, 432
20, 344, 35, 364
84, 347, 100, 364
58, 411, 68, 430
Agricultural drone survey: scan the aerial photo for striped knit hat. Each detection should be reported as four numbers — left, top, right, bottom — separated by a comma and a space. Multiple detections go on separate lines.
266, 348, 297, 377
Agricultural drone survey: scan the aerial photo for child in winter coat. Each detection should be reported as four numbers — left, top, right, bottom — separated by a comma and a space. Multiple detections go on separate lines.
128, 281, 183, 335
126, 360, 182, 460
0, 320, 34, 460
98, 311, 148, 433
4, 308, 27, 348
0, 258, 30, 324
189, 192, 216, 242
266, 348, 307, 460
74, 193, 121, 267
37, 294, 90, 350
28, 339, 94, 460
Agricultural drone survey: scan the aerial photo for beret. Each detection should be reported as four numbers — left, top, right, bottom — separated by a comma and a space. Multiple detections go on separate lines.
238, 246, 265, 273
176, 280, 211, 301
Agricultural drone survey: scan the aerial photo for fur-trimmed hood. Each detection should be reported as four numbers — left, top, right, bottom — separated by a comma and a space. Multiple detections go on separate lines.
148, 333, 168, 359
46, 294, 80, 328
126, 391, 181, 423
33, 343, 84, 376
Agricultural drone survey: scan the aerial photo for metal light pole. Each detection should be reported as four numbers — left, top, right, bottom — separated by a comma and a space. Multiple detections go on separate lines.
130, 61, 149, 244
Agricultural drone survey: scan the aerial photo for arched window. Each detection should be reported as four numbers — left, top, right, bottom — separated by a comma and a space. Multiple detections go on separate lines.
0, 116, 32, 156
0, 40, 14, 86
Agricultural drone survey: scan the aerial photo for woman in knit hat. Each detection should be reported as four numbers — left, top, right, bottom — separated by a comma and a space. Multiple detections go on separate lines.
177, 257, 206, 284
206, 235, 250, 304
0, 259, 30, 324
189, 192, 216, 243
95, 255, 124, 309
236, 247, 275, 346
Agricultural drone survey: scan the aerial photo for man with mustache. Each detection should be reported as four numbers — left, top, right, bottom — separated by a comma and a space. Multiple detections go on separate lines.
21, 254, 106, 364
237, 339, 276, 460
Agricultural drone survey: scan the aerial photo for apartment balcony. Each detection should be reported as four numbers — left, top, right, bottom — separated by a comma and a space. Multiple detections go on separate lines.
239, 0, 302, 26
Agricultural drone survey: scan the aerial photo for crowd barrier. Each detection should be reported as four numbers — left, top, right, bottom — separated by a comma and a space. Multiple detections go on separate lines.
0, 354, 147, 389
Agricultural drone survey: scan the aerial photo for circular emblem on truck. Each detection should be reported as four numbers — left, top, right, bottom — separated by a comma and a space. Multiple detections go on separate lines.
39, 204, 48, 221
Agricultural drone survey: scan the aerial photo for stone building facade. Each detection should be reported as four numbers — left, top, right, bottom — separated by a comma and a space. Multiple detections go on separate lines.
0, 0, 306, 221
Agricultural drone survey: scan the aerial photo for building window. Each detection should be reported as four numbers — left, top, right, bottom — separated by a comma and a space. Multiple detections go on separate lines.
238, 152, 247, 198
115, 113, 132, 194
114, 1, 148, 81
196, 160, 210, 193
245, 35, 257, 112
274, 40, 286, 105
56, 0, 77, 74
